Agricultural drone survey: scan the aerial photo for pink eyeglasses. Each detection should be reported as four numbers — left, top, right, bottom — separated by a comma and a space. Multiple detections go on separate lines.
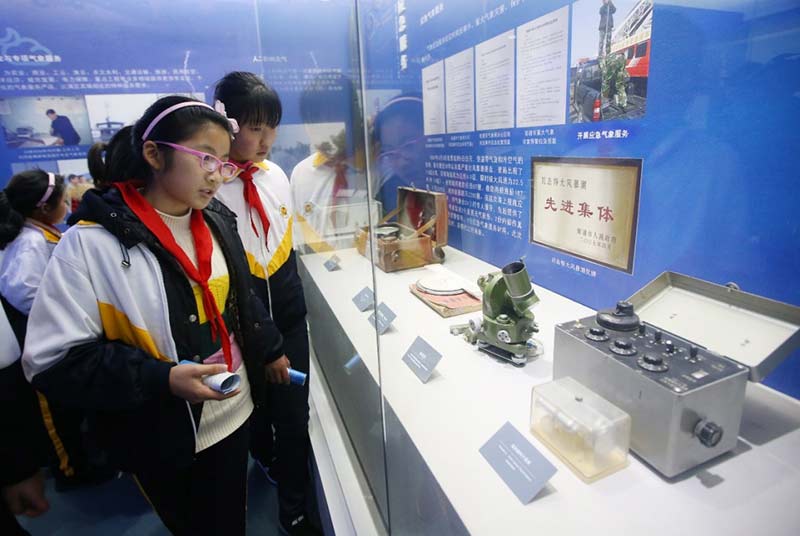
154, 141, 239, 182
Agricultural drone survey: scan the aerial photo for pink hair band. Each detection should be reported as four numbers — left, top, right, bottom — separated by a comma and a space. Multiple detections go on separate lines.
35, 172, 56, 208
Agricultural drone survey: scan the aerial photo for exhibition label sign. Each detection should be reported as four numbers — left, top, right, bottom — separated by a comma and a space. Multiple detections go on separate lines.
480, 421, 557, 504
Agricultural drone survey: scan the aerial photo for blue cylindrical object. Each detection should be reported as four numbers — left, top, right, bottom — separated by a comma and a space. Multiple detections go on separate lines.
288, 368, 307, 386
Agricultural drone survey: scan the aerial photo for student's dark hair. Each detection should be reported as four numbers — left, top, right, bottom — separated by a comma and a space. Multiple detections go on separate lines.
87, 126, 138, 188
45, 109, 55, 115
111, 95, 232, 182
0, 170, 66, 248
214, 72, 282, 128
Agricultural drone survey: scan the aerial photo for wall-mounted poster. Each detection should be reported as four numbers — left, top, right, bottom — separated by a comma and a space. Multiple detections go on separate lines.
516, 5, 569, 128
475, 30, 515, 131
445, 47, 475, 134
531, 157, 641, 273
569, 0, 653, 123
422, 60, 446, 135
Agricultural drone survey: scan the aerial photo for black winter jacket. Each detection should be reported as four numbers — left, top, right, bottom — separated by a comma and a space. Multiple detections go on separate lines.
27, 188, 283, 472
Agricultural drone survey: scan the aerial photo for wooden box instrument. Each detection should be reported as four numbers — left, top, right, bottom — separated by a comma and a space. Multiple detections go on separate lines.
355, 187, 448, 272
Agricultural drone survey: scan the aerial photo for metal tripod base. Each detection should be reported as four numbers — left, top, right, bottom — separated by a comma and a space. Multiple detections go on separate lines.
477, 341, 527, 367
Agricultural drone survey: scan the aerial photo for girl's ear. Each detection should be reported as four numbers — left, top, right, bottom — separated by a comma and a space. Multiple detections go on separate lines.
142, 140, 164, 172
30, 204, 50, 222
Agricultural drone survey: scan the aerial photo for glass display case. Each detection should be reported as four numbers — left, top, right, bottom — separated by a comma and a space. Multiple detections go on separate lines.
1, 1, 799, 535
295, 1, 800, 534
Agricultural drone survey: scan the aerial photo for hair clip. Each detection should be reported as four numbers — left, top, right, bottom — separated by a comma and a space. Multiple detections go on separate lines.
214, 100, 240, 134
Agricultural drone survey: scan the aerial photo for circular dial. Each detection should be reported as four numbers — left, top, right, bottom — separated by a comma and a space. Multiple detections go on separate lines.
416, 276, 466, 296
596, 301, 641, 332
610, 338, 637, 356
638, 353, 669, 372
585, 326, 609, 341
694, 420, 724, 448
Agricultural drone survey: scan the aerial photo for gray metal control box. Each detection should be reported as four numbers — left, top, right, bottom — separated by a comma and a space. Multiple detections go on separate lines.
553, 272, 800, 478
554, 315, 747, 477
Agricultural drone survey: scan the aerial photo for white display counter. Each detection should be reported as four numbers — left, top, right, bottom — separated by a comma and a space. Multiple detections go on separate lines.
304, 247, 800, 535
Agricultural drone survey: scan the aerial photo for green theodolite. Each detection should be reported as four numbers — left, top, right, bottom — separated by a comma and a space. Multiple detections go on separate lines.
452, 260, 542, 366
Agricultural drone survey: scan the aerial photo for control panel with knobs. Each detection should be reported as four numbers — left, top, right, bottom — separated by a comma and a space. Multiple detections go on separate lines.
555, 300, 749, 477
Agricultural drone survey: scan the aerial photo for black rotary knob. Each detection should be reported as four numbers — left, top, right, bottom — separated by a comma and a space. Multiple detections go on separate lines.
643, 354, 663, 366
614, 339, 632, 350
586, 326, 609, 341
654, 330, 662, 343
610, 338, 637, 356
695, 420, 723, 448
616, 301, 634, 316
665, 341, 676, 354
638, 353, 669, 372
596, 301, 641, 332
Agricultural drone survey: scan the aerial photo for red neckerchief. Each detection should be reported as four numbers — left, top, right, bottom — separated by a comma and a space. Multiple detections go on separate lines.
323, 157, 349, 202
232, 161, 270, 242
115, 182, 233, 372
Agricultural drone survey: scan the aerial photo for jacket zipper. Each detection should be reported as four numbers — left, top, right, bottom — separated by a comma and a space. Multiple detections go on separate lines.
247, 175, 274, 318
257, 231, 275, 319
145, 243, 201, 444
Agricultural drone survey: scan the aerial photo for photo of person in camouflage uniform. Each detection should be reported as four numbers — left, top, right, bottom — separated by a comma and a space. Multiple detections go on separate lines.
602, 52, 629, 109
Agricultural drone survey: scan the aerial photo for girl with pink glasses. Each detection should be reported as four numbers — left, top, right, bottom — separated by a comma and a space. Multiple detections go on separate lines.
22, 95, 287, 535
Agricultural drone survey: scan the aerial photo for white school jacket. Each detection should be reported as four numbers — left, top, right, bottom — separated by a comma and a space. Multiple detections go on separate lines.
216, 160, 307, 332
0, 273, 20, 369
216, 159, 294, 283
0, 221, 60, 315
21, 220, 184, 381
290, 152, 370, 252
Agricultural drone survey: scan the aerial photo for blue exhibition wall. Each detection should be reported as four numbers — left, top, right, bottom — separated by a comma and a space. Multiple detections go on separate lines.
0, 0, 358, 180
1, 0, 798, 397
359, 0, 800, 397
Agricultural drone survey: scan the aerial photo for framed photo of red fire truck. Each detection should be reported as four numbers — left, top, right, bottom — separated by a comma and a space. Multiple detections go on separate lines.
569, 0, 653, 123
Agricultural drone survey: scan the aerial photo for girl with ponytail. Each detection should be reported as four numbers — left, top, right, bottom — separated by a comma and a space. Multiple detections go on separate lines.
21, 95, 286, 535
0, 170, 66, 251
0, 169, 67, 530
0, 168, 116, 495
